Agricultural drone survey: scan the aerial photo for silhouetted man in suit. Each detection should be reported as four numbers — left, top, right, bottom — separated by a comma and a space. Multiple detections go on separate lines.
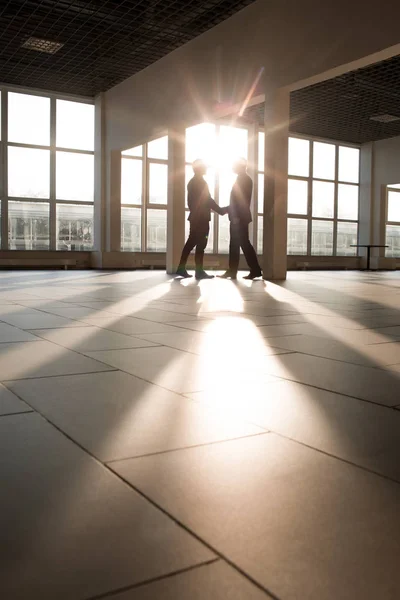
220, 158, 262, 280
176, 159, 225, 280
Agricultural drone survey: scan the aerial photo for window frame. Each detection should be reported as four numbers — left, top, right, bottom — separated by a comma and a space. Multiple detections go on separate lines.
385, 186, 400, 258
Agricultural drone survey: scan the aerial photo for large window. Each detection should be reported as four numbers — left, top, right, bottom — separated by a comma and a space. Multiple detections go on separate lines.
386, 187, 400, 258
257, 132, 264, 254
184, 123, 248, 254
121, 136, 168, 252
1, 90, 94, 251
287, 137, 360, 256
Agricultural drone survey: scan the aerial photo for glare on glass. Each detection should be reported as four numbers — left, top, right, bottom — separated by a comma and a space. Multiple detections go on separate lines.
8, 92, 50, 146
121, 158, 142, 205
56, 100, 94, 151
185, 212, 214, 253
8, 201, 49, 250
388, 191, 400, 222
219, 170, 237, 209
56, 152, 94, 202
287, 218, 308, 255
288, 179, 308, 215
338, 184, 359, 220
386, 225, 400, 257
258, 132, 265, 172
288, 137, 309, 177
121, 207, 141, 251
338, 146, 359, 183
336, 222, 357, 256
311, 219, 334, 255
218, 126, 248, 169
149, 163, 168, 205
56, 204, 93, 250
258, 173, 264, 213
257, 215, 263, 254
185, 164, 215, 198
147, 209, 167, 252
148, 136, 168, 160
8, 147, 50, 198
185, 123, 216, 164
312, 180, 334, 218
313, 141, 335, 180
122, 145, 143, 157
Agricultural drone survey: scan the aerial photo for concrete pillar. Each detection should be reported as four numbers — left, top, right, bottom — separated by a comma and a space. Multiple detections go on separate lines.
94, 93, 106, 253
262, 87, 290, 280
358, 142, 373, 267
106, 149, 122, 252
166, 127, 186, 274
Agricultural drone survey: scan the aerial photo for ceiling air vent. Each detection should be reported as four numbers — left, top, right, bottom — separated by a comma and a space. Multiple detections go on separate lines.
369, 114, 400, 123
22, 37, 64, 54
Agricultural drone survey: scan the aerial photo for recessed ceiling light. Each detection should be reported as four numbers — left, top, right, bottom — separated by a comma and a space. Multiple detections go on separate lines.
22, 37, 64, 54
370, 114, 400, 123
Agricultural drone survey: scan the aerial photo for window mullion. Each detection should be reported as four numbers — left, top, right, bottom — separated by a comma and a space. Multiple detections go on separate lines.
50, 97, 56, 250
1, 91, 8, 249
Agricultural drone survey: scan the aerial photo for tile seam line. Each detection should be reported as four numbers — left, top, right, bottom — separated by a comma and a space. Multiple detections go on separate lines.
4, 386, 280, 600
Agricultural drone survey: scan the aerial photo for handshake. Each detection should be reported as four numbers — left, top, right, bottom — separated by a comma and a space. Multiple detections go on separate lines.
219, 206, 230, 216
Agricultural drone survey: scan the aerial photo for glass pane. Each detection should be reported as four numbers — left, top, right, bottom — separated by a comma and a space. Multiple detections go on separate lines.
313, 141, 335, 180
121, 207, 141, 251
148, 136, 168, 160
56, 152, 94, 202
338, 184, 359, 220
56, 100, 94, 151
257, 215, 263, 254
312, 180, 334, 218
8, 92, 50, 146
149, 163, 168, 205
288, 179, 308, 215
339, 146, 359, 183
386, 225, 400, 257
336, 222, 357, 256
121, 158, 142, 205
219, 170, 237, 211
56, 204, 93, 251
218, 126, 248, 171
8, 201, 49, 250
311, 219, 334, 255
8, 147, 50, 198
122, 145, 143, 157
147, 209, 166, 252
185, 164, 215, 199
185, 212, 214, 254
258, 173, 264, 214
287, 218, 308, 255
218, 214, 230, 254
288, 138, 309, 177
258, 131, 265, 172
185, 123, 216, 164
388, 190, 400, 222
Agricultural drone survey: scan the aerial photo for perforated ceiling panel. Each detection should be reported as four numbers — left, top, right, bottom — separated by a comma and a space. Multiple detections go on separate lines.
243, 55, 400, 144
0, 0, 255, 96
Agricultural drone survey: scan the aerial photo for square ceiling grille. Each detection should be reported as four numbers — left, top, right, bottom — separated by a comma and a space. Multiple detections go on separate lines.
0, 0, 256, 97
243, 54, 400, 144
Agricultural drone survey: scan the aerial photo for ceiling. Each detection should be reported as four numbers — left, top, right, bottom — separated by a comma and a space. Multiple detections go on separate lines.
243, 55, 400, 144
0, 0, 255, 96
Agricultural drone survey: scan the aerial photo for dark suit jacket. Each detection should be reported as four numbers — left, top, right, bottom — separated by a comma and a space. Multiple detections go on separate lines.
228, 173, 253, 225
187, 175, 223, 225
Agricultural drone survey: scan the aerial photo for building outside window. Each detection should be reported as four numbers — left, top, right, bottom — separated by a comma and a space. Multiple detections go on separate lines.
0, 89, 94, 251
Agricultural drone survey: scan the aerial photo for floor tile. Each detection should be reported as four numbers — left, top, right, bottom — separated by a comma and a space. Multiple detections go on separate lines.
0, 340, 114, 381
85, 346, 279, 394
112, 561, 269, 599
0, 312, 91, 330
189, 379, 400, 481
37, 306, 119, 319
111, 433, 400, 600
0, 322, 40, 343
80, 315, 185, 335
7, 371, 263, 462
0, 413, 213, 600
0, 383, 32, 415
28, 327, 159, 352
256, 352, 400, 406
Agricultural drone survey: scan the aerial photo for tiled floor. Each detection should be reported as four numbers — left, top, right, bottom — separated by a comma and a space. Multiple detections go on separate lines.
1, 269, 400, 600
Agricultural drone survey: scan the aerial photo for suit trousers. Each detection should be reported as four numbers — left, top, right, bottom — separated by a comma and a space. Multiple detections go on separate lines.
228, 221, 261, 275
179, 222, 210, 271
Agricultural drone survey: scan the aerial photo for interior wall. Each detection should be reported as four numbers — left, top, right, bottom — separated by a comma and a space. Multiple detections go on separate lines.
104, 0, 400, 152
